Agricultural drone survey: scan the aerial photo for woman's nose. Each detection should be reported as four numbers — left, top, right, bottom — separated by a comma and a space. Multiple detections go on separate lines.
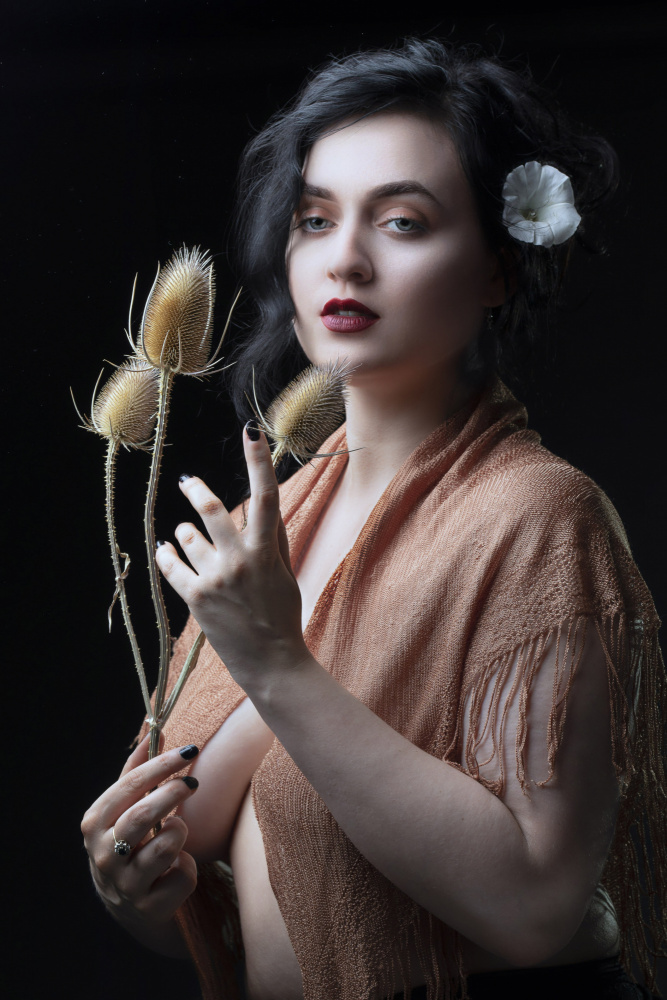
325, 224, 372, 284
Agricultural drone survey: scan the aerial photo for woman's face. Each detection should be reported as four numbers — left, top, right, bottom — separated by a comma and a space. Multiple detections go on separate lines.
287, 112, 504, 390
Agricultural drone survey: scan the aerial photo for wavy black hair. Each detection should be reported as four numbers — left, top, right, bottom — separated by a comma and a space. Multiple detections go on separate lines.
227, 38, 618, 418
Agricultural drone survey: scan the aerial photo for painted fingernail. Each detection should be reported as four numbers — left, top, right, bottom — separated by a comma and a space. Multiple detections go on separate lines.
182, 775, 199, 790
179, 744, 199, 760
245, 421, 260, 442
179, 473, 193, 482
156, 540, 165, 548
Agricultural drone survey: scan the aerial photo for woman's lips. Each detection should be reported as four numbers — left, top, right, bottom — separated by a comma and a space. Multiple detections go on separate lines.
320, 298, 379, 333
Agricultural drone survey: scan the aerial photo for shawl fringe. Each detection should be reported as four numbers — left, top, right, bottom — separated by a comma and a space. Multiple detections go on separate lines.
175, 861, 244, 1000
174, 613, 666, 999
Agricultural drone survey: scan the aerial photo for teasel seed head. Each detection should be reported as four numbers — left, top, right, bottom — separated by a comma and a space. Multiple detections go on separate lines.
253, 359, 355, 465
138, 245, 216, 374
77, 358, 160, 449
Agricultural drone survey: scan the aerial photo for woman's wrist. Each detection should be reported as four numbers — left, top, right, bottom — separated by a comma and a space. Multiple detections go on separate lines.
100, 890, 189, 959
238, 642, 320, 709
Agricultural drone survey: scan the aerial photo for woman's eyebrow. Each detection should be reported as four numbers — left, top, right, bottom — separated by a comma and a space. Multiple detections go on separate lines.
302, 183, 333, 200
301, 180, 440, 204
370, 181, 440, 204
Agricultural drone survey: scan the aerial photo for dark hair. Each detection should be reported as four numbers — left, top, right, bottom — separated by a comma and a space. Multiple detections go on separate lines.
227, 38, 618, 418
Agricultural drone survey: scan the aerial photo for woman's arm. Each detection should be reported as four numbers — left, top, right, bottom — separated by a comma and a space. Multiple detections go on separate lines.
237, 632, 616, 966
156, 428, 619, 967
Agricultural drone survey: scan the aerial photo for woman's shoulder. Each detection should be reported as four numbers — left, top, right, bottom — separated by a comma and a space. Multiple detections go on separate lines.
475, 430, 629, 548
464, 430, 661, 633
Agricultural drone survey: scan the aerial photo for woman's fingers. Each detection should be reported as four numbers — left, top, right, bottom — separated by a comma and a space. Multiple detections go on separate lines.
118, 815, 192, 901
145, 842, 198, 913
173, 520, 215, 571
155, 539, 200, 599
159, 432, 288, 600
177, 474, 237, 548
119, 732, 153, 779
165, 427, 286, 575
82, 743, 202, 927
243, 424, 282, 550
83, 745, 199, 834
108, 775, 199, 862
152, 429, 302, 682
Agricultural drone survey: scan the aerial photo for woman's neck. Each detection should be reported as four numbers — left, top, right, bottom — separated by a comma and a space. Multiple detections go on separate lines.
341, 365, 478, 501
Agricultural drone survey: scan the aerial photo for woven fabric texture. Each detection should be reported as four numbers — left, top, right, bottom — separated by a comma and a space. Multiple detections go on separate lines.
142, 378, 665, 1000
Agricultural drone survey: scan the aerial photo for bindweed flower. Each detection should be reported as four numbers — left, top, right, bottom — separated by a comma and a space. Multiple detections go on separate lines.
502, 162, 581, 247
79, 358, 160, 449
138, 245, 216, 373
253, 359, 355, 465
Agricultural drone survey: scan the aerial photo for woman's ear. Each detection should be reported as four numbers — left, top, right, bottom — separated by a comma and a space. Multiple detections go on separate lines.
484, 247, 517, 307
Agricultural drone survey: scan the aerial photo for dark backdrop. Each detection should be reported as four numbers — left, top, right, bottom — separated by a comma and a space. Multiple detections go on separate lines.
4, 2, 666, 997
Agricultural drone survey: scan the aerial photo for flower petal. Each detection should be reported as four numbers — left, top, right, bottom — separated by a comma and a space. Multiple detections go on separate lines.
503, 162, 580, 246
506, 219, 540, 244
534, 202, 581, 245
522, 161, 545, 203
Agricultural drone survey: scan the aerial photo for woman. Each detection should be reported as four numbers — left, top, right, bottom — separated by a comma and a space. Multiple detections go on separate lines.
81, 39, 665, 999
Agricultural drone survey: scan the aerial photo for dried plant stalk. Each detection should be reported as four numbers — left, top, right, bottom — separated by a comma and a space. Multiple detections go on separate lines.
73, 358, 160, 719
144, 369, 174, 760
251, 359, 355, 467
128, 246, 229, 760
77, 253, 241, 784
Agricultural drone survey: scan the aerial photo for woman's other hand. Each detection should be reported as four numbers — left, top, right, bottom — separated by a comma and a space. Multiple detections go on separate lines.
155, 424, 313, 694
81, 735, 200, 957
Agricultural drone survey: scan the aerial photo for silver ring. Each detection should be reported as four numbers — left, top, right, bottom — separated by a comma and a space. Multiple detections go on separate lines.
112, 825, 133, 857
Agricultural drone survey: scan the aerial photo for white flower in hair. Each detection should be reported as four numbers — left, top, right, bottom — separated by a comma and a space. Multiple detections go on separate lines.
502, 162, 581, 247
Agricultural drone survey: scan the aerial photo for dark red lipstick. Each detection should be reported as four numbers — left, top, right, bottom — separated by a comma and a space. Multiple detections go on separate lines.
320, 298, 379, 333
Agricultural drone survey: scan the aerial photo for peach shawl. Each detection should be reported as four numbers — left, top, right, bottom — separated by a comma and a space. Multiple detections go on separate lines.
144, 378, 665, 999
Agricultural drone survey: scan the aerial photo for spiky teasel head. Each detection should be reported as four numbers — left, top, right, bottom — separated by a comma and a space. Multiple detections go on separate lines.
136, 246, 216, 374
75, 358, 160, 449
252, 359, 355, 466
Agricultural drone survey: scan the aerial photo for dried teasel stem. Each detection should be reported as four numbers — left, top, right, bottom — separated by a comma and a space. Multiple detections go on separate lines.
131, 249, 238, 762
72, 358, 160, 721
139, 260, 208, 762
145, 367, 174, 761
105, 437, 154, 721
135, 249, 215, 761
158, 629, 206, 727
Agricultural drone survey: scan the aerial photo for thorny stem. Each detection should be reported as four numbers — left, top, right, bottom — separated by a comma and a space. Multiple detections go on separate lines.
159, 629, 206, 727
105, 437, 153, 721
145, 368, 174, 761
270, 442, 287, 467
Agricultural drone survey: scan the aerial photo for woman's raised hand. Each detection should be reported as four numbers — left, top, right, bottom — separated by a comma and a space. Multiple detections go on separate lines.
155, 424, 314, 694
81, 735, 200, 955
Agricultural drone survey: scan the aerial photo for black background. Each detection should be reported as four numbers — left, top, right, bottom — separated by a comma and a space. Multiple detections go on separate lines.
4, 2, 666, 997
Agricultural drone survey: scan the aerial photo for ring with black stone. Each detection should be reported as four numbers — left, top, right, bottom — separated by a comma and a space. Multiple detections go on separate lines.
112, 826, 133, 857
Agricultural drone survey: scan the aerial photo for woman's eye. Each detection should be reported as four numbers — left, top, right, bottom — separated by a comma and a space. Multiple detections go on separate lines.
298, 216, 332, 232
384, 217, 423, 233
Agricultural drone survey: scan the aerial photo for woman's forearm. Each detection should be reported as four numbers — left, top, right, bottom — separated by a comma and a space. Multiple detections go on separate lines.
245, 653, 576, 966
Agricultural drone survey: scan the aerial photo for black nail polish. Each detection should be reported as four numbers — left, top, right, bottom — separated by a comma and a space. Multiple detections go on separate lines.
156, 540, 165, 548
182, 775, 199, 790
179, 473, 193, 482
245, 421, 260, 442
179, 744, 199, 760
